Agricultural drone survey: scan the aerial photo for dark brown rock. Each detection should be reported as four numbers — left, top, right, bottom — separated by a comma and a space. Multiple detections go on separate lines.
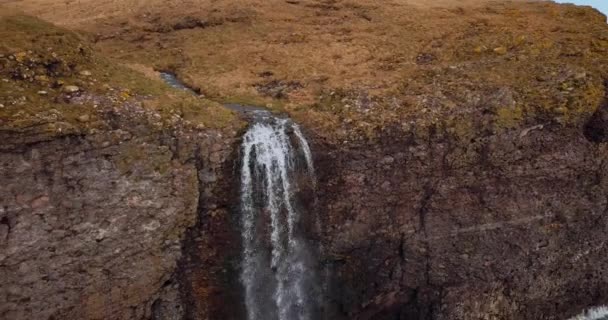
311, 120, 608, 320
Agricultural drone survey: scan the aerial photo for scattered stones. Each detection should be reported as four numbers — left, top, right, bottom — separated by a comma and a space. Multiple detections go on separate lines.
416, 52, 436, 65
254, 79, 303, 99
259, 70, 274, 78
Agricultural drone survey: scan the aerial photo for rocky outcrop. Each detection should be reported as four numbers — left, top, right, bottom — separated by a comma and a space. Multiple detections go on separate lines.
1, 131, 196, 319
0, 101, 238, 319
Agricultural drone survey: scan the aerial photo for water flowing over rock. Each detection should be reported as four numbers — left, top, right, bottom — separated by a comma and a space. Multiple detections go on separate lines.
568, 306, 608, 320
239, 114, 320, 320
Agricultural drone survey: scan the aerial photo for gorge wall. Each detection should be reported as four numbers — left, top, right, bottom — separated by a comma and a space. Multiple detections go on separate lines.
0, 99, 238, 319
3, 81, 608, 320
313, 108, 608, 319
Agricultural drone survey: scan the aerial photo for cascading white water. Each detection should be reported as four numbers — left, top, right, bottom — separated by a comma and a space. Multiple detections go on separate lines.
239, 115, 319, 320
568, 306, 608, 320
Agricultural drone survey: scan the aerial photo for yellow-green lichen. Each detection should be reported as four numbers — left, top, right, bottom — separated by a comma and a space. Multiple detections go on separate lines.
495, 105, 525, 129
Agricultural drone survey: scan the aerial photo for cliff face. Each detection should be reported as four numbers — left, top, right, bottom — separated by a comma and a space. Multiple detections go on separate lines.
2, 1, 608, 320
2, 131, 194, 319
0, 88, 238, 320
0, 13, 241, 319
313, 102, 608, 319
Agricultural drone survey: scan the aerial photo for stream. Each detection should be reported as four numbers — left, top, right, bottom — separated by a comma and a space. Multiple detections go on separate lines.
161, 71, 322, 320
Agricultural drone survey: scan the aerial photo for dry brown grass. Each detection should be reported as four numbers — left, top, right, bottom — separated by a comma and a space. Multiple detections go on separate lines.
3, 0, 608, 140
2, 0, 550, 102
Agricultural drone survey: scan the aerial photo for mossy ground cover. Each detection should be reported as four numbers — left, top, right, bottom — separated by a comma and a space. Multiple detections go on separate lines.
0, 11, 240, 144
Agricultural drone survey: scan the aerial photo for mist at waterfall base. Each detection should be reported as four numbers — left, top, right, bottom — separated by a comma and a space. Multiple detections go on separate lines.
238, 115, 322, 320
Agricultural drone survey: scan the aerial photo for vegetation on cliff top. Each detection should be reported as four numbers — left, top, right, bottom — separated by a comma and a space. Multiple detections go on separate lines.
2, 0, 608, 142
0, 11, 241, 146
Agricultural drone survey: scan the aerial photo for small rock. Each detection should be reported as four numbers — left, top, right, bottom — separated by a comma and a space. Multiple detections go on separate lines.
15, 52, 27, 62
31, 196, 50, 209
34, 75, 50, 83
79, 70, 92, 77
54, 80, 65, 88
63, 85, 80, 93
381, 156, 395, 165
259, 70, 274, 77
416, 52, 436, 65
574, 72, 587, 80
37, 91, 48, 95
555, 107, 568, 114
519, 124, 544, 138
77, 114, 90, 122
493, 46, 508, 55
0, 104, 4, 109
95, 232, 106, 242
381, 181, 392, 190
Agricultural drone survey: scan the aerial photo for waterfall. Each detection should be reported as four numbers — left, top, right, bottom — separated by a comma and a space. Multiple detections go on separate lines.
239, 114, 319, 320
568, 306, 608, 320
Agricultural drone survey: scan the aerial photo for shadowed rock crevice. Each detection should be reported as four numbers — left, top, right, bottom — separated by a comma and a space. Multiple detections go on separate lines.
164, 139, 244, 320
584, 81, 608, 143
